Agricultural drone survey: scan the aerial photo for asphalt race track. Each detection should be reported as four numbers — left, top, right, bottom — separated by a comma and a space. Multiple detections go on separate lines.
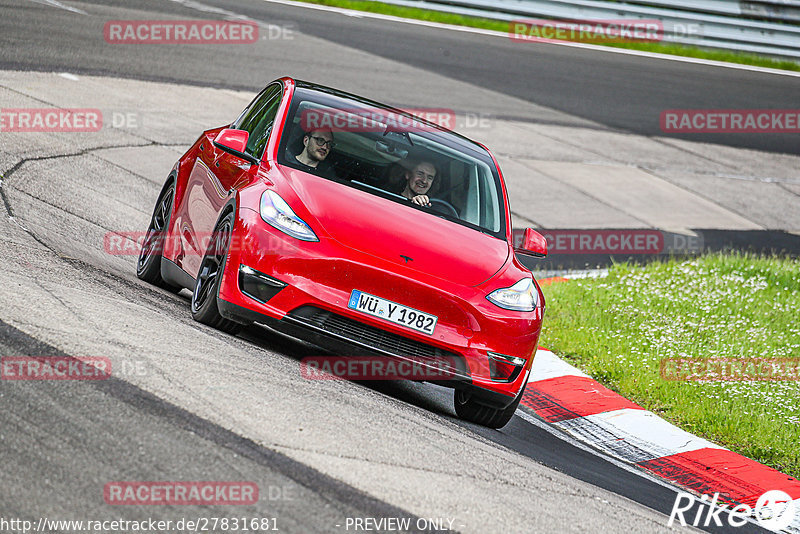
0, 0, 796, 532
3, 0, 800, 154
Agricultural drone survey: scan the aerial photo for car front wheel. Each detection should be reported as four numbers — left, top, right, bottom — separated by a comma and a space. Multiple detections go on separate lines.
454, 387, 524, 429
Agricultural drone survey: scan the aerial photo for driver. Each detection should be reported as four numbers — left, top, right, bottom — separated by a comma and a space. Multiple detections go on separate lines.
401, 160, 436, 207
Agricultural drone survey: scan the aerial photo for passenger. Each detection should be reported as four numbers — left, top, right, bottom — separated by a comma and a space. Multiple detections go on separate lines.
400, 160, 437, 207
288, 128, 338, 179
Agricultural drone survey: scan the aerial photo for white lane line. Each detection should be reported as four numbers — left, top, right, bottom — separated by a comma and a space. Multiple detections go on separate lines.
59, 73, 80, 81
166, 0, 249, 20
166, 0, 298, 35
24, 0, 87, 15
258, 0, 800, 78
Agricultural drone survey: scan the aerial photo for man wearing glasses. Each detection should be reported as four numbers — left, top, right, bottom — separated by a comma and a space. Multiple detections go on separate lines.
289, 128, 338, 179
401, 160, 437, 207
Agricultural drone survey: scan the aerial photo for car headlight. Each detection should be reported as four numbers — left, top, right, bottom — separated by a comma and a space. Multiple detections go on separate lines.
486, 278, 538, 311
259, 190, 318, 242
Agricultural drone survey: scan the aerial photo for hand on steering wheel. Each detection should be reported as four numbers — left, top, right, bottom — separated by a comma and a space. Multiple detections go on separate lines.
410, 194, 430, 206
429, 198, 459, 218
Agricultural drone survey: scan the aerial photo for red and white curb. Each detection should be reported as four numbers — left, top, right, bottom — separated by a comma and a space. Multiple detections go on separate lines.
522, 347, 800, 532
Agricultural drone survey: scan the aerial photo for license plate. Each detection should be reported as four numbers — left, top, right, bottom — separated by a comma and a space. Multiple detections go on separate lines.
347, 290, 438, 335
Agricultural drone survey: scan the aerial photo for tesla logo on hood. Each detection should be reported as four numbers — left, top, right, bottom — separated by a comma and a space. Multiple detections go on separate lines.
399, 255, 413, 264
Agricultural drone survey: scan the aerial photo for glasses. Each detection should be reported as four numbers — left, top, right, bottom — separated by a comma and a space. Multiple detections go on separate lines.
310, 136, 336, 148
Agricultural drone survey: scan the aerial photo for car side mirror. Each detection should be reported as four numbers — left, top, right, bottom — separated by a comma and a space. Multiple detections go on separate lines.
213, 128, 259, 165
515, 228, 547, 257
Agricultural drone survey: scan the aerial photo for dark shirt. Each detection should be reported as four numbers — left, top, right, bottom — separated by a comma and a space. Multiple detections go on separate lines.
287, 153, 339, 180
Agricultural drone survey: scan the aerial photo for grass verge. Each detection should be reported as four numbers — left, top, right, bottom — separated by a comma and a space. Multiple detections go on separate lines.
539, 253, 800, 478
290, 0, 800, 72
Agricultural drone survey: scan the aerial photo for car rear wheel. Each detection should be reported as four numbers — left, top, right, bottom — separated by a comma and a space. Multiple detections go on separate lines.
454, 387, 524, 429
137, 182, 181, 293
191, 212, 243, 335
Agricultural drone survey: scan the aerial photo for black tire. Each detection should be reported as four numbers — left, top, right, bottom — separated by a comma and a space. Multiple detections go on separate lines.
137, 182, 181, 293
190, 212, 243, 335
453, 387, 524, 429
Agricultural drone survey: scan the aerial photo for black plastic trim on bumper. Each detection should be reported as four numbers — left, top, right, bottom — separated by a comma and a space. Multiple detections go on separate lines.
216, 298, 517, 409
238, 264, 286, 304
161, 258, 196, 290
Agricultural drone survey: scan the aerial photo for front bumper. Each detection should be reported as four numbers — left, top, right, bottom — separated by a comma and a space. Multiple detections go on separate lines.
217, 208, 543, 407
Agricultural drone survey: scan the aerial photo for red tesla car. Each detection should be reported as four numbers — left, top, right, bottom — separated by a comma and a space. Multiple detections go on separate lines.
137, 77, 547, 428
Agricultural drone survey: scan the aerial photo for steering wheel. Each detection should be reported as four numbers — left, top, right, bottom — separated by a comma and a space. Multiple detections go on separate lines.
429, 198, 459, 218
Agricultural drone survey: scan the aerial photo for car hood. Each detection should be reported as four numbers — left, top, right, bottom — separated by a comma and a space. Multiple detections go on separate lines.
283, 169, 509, 287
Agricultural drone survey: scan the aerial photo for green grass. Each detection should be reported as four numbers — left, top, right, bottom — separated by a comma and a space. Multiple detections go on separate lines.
539, 253, 800, 478
293, 0, 800, 72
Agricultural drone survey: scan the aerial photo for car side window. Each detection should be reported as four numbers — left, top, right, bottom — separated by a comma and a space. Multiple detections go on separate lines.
233, 83, 283, 160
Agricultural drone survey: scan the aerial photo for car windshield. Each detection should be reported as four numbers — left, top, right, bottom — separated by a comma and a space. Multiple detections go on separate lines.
277, 85, 507, 240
